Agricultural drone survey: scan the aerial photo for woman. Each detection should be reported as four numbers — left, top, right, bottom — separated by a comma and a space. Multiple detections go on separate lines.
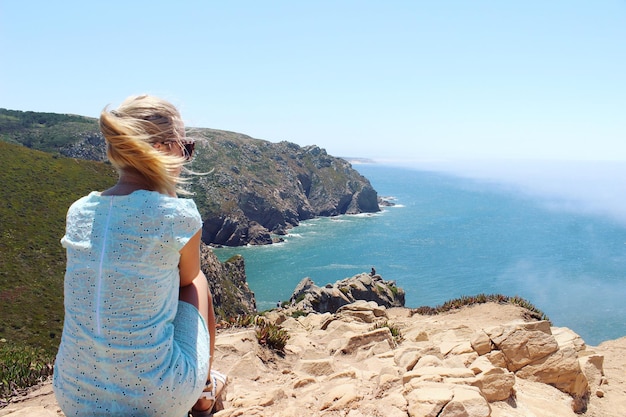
53, 95, 225, 417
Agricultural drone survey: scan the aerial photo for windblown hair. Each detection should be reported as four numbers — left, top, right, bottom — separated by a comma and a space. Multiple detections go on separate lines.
100, 95, 188, 196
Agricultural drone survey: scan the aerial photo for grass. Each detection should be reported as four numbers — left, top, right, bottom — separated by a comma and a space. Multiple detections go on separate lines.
290, 310, 308, 319
412, 293, 550, 322
0, 142, 117, 356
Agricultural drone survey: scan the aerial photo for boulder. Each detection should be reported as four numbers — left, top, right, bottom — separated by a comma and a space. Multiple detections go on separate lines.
483, 321, 559, 371
515, 346, 590, 412
289, 273, 405, 314
472, 320, 593, 412
471, 366, 516, 402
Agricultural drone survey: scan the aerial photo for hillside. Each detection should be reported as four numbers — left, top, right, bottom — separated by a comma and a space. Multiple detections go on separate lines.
0, 141, 117, 354
0, 108, 381, 246
0, 109, 102, 157
0, 140, 258, 361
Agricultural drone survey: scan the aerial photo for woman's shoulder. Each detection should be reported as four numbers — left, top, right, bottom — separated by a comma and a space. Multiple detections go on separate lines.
67, 191, 102, 210
142, 192, 200, 219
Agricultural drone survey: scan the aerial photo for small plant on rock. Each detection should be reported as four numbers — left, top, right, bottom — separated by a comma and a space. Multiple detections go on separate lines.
0, 343, 54, 400
372, 321, 403, 343
229, 314, 257, 328
290, 310, 308, 319
255, 317, 290, 353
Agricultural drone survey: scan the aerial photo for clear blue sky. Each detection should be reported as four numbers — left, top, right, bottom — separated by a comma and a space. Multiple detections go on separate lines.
1, 1, 624, 161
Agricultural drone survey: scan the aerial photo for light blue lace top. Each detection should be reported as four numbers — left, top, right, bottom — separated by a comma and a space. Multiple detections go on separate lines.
53, 190, 210, 417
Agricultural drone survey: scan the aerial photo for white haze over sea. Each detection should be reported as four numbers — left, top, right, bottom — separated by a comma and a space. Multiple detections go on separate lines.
387, 158, 626, 228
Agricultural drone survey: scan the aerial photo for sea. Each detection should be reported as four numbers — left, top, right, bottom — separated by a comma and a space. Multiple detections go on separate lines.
213, 160, 626, 346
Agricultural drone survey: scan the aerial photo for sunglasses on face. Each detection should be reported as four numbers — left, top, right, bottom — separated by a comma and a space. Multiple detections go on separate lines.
159, 140, 195, 161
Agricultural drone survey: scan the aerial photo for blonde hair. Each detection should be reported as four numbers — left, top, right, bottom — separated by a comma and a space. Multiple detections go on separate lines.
100, 95, 188, 196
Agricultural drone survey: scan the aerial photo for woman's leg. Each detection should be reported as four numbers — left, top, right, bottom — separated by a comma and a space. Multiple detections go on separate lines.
179, 271, 219, 412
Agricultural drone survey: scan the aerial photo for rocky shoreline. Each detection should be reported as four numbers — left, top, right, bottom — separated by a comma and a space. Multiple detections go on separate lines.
3, 301, 625, 417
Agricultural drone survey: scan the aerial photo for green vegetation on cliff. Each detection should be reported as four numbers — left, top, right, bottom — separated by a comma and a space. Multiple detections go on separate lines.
0, 141, 117, 355
0, 109, 99, 153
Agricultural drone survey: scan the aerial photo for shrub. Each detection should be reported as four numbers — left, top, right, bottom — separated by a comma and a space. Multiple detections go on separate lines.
223, 315, 291, 353
255, 317, 290, 353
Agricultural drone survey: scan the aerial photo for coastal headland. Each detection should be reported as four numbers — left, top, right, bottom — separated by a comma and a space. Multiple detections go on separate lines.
2, 110, 625, 416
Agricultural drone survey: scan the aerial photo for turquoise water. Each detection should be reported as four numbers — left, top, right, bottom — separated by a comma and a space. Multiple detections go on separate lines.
214, 163, 626, 345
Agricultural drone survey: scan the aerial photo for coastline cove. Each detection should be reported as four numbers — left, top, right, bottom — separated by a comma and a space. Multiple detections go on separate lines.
214, 163, 626, 346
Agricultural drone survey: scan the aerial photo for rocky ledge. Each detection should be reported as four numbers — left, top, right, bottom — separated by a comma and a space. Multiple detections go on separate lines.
5, 301, 625, 417
289, 273, 406, 313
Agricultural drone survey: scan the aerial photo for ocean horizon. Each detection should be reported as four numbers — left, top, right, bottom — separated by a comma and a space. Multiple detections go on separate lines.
214, 160, 626, 346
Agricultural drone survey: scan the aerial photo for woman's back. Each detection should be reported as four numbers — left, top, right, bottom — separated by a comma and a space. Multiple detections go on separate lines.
53, 190, 208, 416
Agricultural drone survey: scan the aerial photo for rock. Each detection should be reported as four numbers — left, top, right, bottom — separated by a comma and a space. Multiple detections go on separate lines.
470, 330, 493, 355
394, 345, 442, 371
552, 326, 587, 352
338, 327, 395, 355
440, 385, 491, 417
473, 320, 592, 413
337, 300, 388, 318
484, 350, 507, 368
515, 346, 590, 412
484, 321, 559, 372
471, 366, 516, 402
579, 353, 604, 391
289, 273, 405, 314
297, 358, 335, 376
200, 245, 256, 320
320, 384, 362, 411
403, 366, 475, 385
405, 383, 454, 417
405, 383, 491, 417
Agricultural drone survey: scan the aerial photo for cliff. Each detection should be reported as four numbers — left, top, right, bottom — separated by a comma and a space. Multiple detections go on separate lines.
200, 243, 256, 320
4, 302, 625, 416
188, 129, 380, 246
